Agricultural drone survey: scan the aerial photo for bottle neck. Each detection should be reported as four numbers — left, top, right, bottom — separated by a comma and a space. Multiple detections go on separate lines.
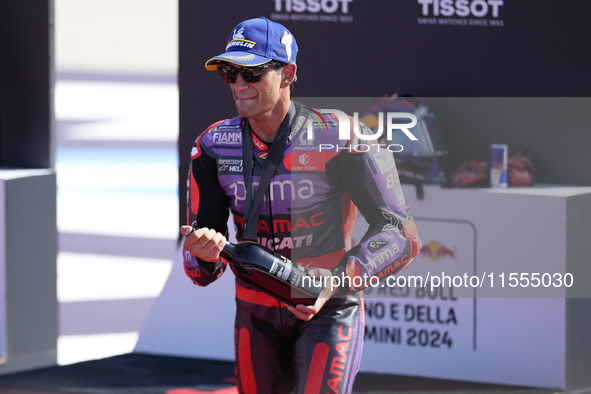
220, 242, 237, 261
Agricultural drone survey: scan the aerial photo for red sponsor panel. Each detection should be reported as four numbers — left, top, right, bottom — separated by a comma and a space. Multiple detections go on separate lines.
237, 328, 257, 393
250, 132, 269, 152
304, 342, 330, 394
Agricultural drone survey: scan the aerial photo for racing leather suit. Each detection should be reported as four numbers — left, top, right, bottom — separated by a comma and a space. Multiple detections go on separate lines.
183, 101, 419, 394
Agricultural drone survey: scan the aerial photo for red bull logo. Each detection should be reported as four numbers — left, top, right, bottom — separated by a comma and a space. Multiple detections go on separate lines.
419, 240, 456, 261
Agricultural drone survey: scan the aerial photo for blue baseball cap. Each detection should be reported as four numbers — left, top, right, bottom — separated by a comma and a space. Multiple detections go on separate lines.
205, 17, 298, 71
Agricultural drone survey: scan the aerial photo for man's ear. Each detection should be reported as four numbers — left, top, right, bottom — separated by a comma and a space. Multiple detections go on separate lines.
280, 63, 297, 88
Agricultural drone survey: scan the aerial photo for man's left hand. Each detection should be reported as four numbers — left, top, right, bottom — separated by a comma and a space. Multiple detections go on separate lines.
286, 267, 338, 321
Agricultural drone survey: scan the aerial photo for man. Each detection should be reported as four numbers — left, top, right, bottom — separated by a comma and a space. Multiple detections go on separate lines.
180, 17, 421, 394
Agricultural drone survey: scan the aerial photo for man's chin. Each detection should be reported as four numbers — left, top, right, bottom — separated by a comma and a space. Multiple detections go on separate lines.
235, 101, 256, 118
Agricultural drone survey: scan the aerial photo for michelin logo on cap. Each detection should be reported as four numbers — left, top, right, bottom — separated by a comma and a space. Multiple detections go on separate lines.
226, 27, 256, 50
233, 28, 245, 39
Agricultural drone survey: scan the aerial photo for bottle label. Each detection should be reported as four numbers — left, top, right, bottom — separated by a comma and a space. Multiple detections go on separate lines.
269, 257, 292, 282
291, 271, 302, 287
281, 260, 292, 282
269, 260, 278, 276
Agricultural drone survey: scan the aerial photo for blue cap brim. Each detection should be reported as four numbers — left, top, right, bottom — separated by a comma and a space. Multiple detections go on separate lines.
205, 51, 272, 71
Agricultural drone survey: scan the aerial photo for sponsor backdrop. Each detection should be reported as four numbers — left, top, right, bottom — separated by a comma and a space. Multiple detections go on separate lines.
174, 0, 591, 389
178, 0, 591, 220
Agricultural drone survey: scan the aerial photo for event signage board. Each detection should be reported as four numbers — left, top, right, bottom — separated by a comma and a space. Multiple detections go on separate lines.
358, 212, 564, 388
361, 220, 476, 356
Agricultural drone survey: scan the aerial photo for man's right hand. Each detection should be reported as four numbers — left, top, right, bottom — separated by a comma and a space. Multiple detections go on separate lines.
180, 226, 227, 263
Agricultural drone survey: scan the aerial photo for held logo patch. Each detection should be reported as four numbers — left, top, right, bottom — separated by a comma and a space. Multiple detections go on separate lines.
368, 240, 389, 253
218, 158, 243, 173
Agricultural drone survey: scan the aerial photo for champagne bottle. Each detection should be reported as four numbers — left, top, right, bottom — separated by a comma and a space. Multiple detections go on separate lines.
220, 241, 323, 306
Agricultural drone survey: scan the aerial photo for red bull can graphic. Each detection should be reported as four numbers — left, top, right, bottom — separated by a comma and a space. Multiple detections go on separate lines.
490, 143, 508, 188
419, 241, 456, 261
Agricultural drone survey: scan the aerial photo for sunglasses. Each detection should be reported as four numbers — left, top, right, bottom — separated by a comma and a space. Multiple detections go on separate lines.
217, 63, 278, 84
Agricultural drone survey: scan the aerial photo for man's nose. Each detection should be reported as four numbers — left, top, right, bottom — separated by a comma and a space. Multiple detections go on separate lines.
233, 73, 248, 90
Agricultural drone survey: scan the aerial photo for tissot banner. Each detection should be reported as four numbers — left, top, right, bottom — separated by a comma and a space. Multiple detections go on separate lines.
179, 0, 591, 227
